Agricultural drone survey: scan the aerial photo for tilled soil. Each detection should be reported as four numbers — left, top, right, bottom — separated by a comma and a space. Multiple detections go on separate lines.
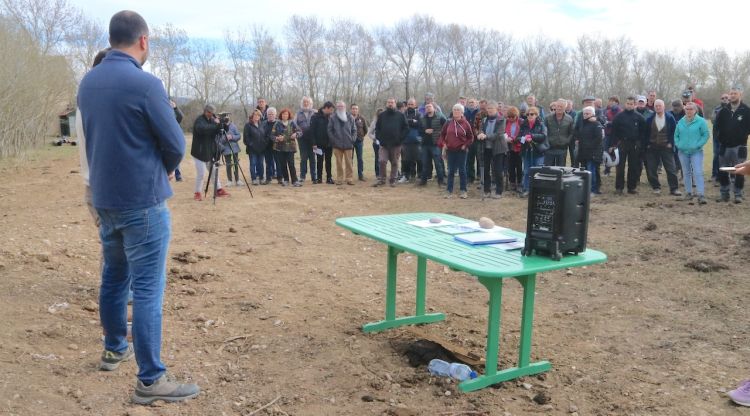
1, 144, 749, 416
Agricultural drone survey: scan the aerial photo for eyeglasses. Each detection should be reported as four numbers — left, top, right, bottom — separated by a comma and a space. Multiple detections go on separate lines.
721, 97, 729, 100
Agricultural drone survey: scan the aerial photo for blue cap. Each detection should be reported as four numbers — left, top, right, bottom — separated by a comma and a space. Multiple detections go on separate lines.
469, 371, 478, 379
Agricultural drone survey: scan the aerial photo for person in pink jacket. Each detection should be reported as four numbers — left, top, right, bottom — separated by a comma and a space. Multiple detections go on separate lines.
438, 103, 474, 199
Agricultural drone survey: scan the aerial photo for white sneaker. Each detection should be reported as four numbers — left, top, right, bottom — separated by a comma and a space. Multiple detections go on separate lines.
397, 176, 409, 184
236, 180, 244, 186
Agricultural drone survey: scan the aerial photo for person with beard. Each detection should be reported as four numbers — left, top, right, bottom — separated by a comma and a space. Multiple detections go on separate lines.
262, 107, 279, 184
611, 96, 648, 194
192, 104, 230, 199
399, 98, 422, 183
311, 101, 335, 184
295, 96, 316, 183
418, 102, 447, 187
477, 101, 507, 198
350, 104, 369, 181
77, 10, 199, 404
327, 101, 357, 185
715, 86, 750, 203
374, 98, 409, 187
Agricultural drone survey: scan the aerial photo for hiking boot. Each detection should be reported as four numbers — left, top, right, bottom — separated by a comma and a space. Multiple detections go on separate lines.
416, 180, 427, 187
459, 191, 468, 199
359, 176, 366, 181
735, 195, 744, 204
216, 188, 230, 197
627, 189, 638, 195
372, 180, 385, 187
615, 189, 624, 195
717, 194, 730, 203
326, 178, 335, 185
698, 195, 707, 205
99, 344, 134, 371
444, 192, 454, 199
193, 192, 202, 201
677, 193, 693, 201
670, 190, 682, 196
132, 373, 200, 405
729, 379, 750, 407
652, 188, 661, 195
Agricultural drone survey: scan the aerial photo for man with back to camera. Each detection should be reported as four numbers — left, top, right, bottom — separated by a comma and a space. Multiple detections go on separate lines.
77, 10, 199, 404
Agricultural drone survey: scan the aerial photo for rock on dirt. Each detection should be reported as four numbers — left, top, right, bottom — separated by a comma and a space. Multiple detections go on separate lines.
685, 259, 728, 273
643, 222, 657, 231
533, 391, 552, 405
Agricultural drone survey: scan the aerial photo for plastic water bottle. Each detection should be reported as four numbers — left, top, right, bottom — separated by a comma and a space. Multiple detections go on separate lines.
427, 359, 478, 381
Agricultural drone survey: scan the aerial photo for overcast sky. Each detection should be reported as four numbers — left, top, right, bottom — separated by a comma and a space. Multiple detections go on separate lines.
70, 0, 745, 53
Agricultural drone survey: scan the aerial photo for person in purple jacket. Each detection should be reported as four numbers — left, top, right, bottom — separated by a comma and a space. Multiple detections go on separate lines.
77, 10, 199, 405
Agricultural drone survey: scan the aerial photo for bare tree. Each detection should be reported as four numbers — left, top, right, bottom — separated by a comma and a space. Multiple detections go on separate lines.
286, 15, 326, 101
0, 0, 81, 55
64, 15, 107, 82
150, 23, 188, 97
377, 17, 421, 99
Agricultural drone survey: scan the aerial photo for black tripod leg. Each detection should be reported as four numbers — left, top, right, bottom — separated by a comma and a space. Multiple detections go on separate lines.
235, 156, 254, 197
212, 161, 219, 205
203, 160, 213, 198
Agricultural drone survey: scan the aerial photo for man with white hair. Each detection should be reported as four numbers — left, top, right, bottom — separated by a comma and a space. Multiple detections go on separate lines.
643, 99, 681, 195
327, 101, 357, 185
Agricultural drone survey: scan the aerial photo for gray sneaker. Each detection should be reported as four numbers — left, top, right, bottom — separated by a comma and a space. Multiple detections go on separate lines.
132, 373, 200, 405
99, 344, 134, 371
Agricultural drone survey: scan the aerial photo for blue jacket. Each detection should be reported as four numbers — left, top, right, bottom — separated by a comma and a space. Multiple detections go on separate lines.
674, 115, 709, 155
78, 50, 184, 210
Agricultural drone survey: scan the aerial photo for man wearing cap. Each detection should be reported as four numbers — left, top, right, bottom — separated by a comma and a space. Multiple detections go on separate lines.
636, 96, 654, 120
574, 95, 605, 165
192, 104, 230, 199
419, 92, 443, 117
715, 86, 750, 203
681, 90, 704, 117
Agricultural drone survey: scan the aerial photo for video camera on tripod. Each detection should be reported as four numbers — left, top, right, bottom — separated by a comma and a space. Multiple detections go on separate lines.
203, 111, 254, 203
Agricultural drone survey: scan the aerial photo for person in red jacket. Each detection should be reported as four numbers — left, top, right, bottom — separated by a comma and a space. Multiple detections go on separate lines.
438, 103, 474, 199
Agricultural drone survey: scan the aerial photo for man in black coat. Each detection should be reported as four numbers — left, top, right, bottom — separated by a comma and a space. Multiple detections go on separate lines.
715, 86, 750, 203
311, 101, 335, 184
611, 96, 647, 194
374, 98, 408, 187
192, 104, 229, 198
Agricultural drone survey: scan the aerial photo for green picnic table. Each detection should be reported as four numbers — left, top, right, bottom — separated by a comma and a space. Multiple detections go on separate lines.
336, 212, 607, 392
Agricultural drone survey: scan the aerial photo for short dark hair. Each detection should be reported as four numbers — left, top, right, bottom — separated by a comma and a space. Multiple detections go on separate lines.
92, 47, 111, 67
321, 101, 335, 110
109, 11, 148, 48
350, 103, 358, 108
608, 95, 620, 104
626, 96, 636, 103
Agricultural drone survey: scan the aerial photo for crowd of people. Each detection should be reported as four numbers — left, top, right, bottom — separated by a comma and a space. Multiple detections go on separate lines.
191, 87, 750, 203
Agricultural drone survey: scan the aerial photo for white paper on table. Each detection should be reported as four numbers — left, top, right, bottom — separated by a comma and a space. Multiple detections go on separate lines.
487, 241, 525, 250
407, 219, 457, 228
461, 221, 510, 233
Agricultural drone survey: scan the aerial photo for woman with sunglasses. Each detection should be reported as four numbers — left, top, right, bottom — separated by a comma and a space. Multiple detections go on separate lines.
519, 106, 549, 197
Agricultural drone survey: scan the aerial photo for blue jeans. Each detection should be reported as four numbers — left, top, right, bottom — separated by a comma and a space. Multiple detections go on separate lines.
97, 202, 170, 384
263, 148, 276, 180
446, 149, 467, 193
583, 159, 601, 193
421, 144, 445, 183
354, 140, 364, 179
522, 152, 545, 192
249, 152, 264, 181
678, 150, 705, 196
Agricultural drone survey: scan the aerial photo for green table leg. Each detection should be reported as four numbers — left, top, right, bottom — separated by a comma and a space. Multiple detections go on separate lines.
459, 274, 550, 392
416, 256, 427, 316
362, 248, 444, 333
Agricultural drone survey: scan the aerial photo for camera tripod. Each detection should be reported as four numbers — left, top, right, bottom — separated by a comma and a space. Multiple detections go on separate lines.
204, 128, 253, 204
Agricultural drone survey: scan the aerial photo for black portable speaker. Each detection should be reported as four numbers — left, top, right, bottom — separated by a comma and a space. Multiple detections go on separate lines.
521, 166, 591, 260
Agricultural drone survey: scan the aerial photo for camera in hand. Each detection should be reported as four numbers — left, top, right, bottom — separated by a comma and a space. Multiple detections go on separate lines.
217, 112, 231, 128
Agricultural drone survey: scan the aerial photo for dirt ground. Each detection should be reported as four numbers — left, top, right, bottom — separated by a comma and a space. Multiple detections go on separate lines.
2, 141, 750, 416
